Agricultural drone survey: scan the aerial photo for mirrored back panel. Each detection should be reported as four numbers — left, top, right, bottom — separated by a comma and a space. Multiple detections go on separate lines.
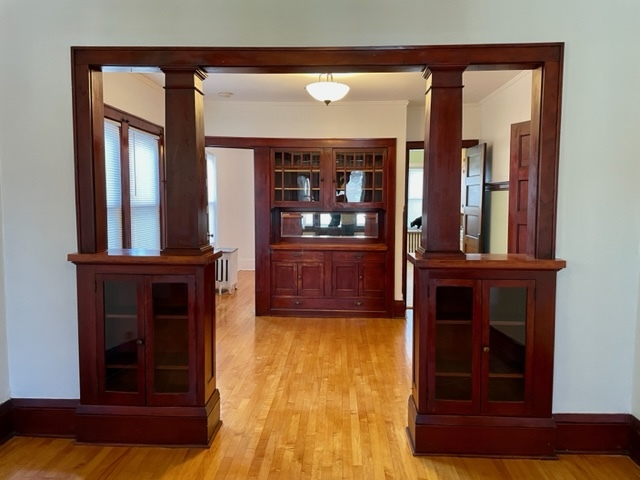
281, 212, 379, 238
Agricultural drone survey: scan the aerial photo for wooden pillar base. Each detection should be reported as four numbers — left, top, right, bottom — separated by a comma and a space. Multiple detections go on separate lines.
76, 390, 221, 447
407, 395, 557, 458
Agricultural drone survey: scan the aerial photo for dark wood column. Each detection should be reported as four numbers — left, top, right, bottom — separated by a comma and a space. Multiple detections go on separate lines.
419, 66, 466, 256
161, 68, 212, 256
72, 63, 106, 254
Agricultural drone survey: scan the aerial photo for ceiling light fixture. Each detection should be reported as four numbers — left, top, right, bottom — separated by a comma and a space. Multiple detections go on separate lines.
305, 74, 350, 105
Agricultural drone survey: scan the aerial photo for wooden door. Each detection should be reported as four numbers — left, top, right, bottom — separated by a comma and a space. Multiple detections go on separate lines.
461, 144, 486, 253
96, 274, 146, 406
508, 121, 530, 253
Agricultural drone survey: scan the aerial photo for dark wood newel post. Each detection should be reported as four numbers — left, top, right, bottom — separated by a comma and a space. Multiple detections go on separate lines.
419, 66, 466, 256
161, 67, 213, 256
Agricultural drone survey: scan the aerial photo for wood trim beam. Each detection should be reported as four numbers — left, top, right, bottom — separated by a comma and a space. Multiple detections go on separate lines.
71, 43, 563, 72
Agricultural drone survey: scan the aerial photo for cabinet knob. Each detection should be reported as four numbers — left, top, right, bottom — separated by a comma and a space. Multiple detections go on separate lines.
359, 275, 363, 280
483, 346, 490, 353
354, 301, 363, 306
298, 275, 302, 279
136, 339, 145, 346
294, 300, 302, 305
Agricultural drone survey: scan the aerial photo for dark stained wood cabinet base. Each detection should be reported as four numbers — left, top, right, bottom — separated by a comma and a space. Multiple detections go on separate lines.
0, 400, 12, 445
76, 389, 220, 447
629, 416, 640, 465
68, 250, 221, 447
408, 396, 557, 458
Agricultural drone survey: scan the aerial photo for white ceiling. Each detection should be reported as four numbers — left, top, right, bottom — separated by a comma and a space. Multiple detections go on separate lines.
143, 70, 523, 106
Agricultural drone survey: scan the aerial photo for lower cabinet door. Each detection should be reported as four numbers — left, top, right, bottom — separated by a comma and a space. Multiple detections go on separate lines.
146, 275, 196, 406
95, 273, 197, 407
429, 277, 536, 417
430, 279, 481, 415
481, 279, 535, 417
97, 274, 146, 406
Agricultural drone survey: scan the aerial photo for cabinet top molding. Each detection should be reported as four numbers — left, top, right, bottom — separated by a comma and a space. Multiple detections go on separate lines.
68, 249, 221, 266
408, 253, 566, 271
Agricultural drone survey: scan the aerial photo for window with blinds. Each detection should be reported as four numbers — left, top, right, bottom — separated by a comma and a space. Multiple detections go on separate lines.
407, 167, 423, 228
105, 119, 123, 249
128, 127, 160, 249
206, 154, 217, 246
104, 106, 163, 250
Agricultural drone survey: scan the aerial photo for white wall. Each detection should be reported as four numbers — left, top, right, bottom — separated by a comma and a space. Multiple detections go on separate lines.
0, 175, 9, 402
478, 72, 532, 183
406, 104, 481, 142
205, 100, 408, 300
633, 242, 640, 418
476, 72, 532, 253
0, 0, 638, 415
103, 74, 165, 127
209, 148, 256, 271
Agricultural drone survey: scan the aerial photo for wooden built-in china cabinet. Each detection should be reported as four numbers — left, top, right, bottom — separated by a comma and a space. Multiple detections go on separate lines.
254, 138, 396, 317
69, 44, 564, 454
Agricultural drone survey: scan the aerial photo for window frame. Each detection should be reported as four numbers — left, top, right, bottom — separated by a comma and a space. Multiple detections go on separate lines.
104, 104, 165, 250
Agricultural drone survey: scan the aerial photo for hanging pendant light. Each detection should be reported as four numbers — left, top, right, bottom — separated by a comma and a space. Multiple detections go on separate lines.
305, 73, 350, 105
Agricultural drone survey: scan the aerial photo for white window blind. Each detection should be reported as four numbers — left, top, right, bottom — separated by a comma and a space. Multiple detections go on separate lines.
206, 154, 217, 246
407, 167, 423, 228
104, 119, 123, 249
129, 127, 161, 249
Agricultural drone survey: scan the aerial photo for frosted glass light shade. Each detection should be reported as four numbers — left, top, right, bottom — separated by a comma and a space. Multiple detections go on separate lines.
305, 75, 350, 105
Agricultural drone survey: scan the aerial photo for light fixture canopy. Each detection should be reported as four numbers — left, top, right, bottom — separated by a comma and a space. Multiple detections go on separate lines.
305, 73, 350, 105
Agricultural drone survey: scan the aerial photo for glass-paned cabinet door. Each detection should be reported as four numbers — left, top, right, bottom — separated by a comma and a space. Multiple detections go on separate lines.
99, 276, 144, 404
482, 280, 534, 415
148, 277, 194, 400
272, 149, 322, 204
431, 280, 479, 413
334, 149, 385, 205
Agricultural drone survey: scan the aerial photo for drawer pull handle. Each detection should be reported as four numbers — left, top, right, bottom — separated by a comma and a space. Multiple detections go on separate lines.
354, 301, 363, 306
294, 253, 303, 257
354, 255, 364, 259
294, 300, 303, 305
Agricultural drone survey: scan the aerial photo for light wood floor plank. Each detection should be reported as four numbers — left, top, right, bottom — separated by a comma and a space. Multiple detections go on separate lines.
1, 271, 640, 479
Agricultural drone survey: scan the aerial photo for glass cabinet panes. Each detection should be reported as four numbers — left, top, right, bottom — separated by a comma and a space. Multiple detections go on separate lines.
434, 285, 474, 401
151, 282, 189, 394
103, 280, 139, 393
273, 150, 321, 203
487, 286, 527, 402
335, 150, 385, 204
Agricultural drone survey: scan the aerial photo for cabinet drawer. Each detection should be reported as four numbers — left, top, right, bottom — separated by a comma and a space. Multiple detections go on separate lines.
271, 296, 385, 312
330, 297, 386, 312
331, 251, 385, 263
271, 251, 325, 262
271, 297, 328, 310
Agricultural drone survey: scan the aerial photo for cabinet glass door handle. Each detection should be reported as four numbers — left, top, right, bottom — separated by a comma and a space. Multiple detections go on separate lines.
483, 346, 490, 353
136, 339, 145, 346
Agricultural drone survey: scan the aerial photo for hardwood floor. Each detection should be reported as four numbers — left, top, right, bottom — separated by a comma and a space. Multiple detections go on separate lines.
1, 270, 639, 479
